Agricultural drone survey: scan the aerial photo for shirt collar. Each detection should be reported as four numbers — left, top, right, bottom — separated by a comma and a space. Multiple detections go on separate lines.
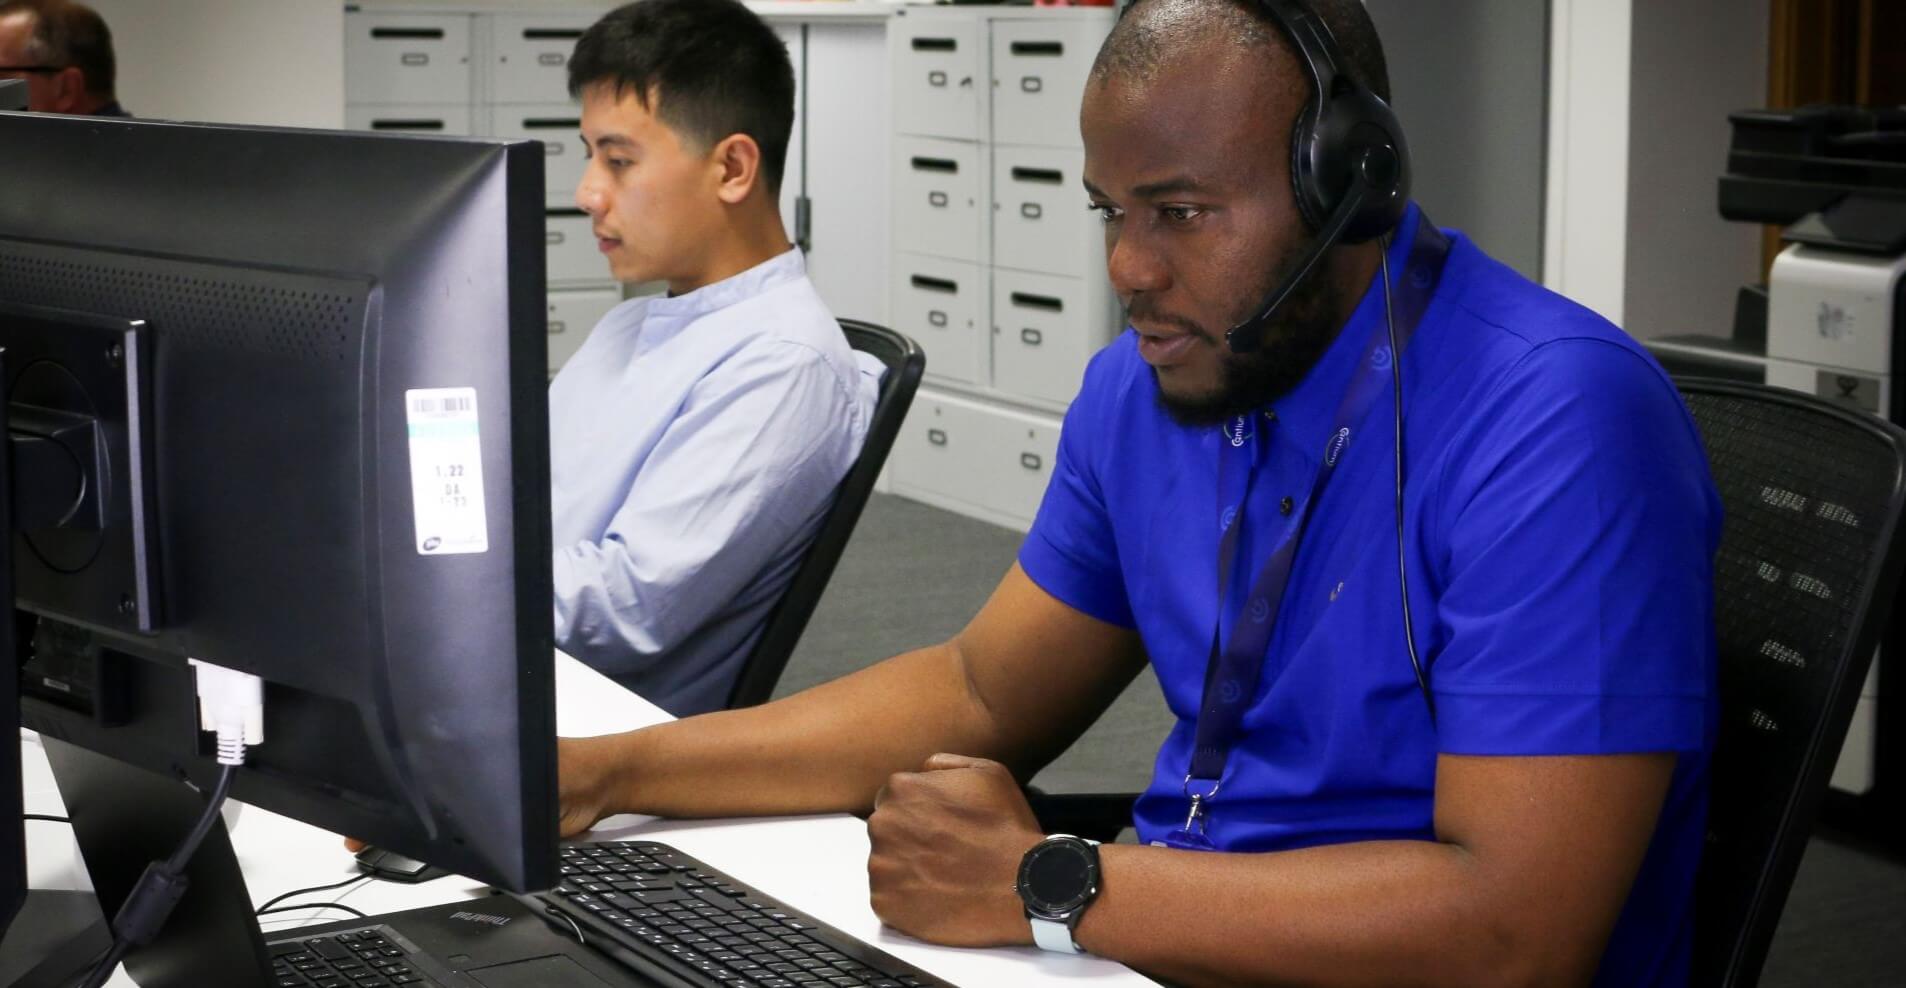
635, 246, 806, 351
1261, 203, 1423, 459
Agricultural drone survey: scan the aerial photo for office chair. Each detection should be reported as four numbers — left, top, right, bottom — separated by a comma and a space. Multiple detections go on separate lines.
1028, 379, 1906, 988
723, 319, 926, 709
1681, 378, 1906, 987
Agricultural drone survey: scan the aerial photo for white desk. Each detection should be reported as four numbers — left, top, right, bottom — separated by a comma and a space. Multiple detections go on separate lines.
20, 655, 1156, 987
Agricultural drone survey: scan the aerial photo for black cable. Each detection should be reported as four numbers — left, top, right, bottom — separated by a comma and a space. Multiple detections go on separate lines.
256, 902, 369, 921
24, 814, 70, 824
73, 763, 241, 988
1383, 240, 1435, 726
257, 874, 372, 916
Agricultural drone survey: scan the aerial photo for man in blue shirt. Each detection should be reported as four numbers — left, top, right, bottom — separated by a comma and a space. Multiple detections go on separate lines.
558, 1, 1719, 984
550, 0, 879, 715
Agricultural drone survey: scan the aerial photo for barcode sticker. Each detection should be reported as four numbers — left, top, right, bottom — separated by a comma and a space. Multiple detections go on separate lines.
405, 387, 488, 555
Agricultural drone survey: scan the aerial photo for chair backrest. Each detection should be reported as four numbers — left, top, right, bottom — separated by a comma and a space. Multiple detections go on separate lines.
723, 319, 925, 709
1680, 378, 1906, 987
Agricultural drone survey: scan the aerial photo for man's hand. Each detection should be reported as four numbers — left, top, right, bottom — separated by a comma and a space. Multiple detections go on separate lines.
865, 753, 1045, 947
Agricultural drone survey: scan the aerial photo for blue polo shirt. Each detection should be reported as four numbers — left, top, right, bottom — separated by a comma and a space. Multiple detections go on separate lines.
1019, 205, 1720, 987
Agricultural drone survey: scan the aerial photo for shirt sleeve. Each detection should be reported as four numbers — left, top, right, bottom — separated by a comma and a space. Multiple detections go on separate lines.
1017, 350, 1137, 628
551, 340, 861, 669
1428, 338, 1720, 755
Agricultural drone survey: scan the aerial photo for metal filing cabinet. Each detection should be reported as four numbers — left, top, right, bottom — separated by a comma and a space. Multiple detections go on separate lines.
887, 7, 1118, 531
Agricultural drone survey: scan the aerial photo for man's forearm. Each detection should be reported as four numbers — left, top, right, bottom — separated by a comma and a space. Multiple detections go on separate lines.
1078, 840, 1599, 988
582, 641, 1009, 820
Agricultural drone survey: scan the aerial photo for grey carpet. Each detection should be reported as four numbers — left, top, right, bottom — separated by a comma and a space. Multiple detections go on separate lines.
775, 493, 1906, 983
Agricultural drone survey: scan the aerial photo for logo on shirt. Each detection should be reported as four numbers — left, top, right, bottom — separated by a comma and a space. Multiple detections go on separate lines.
1248, 597, 1271, 624
1324, 427, 1351, 466
1220, 679, 1244, 704
1371, 346, 1393, 372
1220, 505, 1237, 531
1227, 416, 1250, 448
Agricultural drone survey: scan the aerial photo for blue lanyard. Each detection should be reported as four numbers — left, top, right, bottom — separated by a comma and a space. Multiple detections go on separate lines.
1183, 221, 1452, 830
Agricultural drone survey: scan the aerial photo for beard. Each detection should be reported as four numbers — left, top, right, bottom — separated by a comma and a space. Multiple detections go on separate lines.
1136, 245, 1346, 428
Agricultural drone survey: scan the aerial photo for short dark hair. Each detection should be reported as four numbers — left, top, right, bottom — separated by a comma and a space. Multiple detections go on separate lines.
1094, 0, 1390, 104
0, 0, 116, 98
567, 0, 795, 196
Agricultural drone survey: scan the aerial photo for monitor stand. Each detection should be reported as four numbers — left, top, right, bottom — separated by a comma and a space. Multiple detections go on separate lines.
10, 738, 276, 988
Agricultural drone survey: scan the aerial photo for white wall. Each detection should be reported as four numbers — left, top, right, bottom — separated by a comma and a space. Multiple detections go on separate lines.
1543, 0, 1633, 324
87, 0, 344, 128
1622, 0, 1768, 340
1545, 0, 1769, 338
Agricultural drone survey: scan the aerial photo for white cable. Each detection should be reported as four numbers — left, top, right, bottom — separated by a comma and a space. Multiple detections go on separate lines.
188, 658, 264, 766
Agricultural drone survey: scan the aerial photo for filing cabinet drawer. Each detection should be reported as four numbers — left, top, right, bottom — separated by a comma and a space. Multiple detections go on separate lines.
546, 287, 621, 377
893, 137, 984, 263
991, 269, 1113, 407
490, 105, 585, 205
489, 14, 592, 104
890, 390, 1061, 529
545, 210, 602, 286
992, 146, 1100, 279
344, 104, 473, 136
990, 17, 1109, 148
345, 12, 472, 106
890, 11, 983, 141
892, 254, 986, 386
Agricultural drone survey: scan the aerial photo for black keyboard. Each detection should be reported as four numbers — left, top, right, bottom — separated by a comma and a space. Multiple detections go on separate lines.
267, 926, 444, 987
539, 840, 950, 988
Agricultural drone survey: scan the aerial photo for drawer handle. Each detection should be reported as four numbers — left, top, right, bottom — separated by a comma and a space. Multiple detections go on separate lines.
1020, 76, 1043, 94
372, 27, 445, 40
927, 191, 949, 208
1020, 328, 1043, 346
401, 53, 431, 67
1020, 452, 1044, 471
370, 119, 444, 130
1010, 292, 1064, 313
912, 37, 957, 52
546, 231, 564, 245
910, 156, 959, 173
1010, 166, 1064, 185
928, 428, 949, 447
549, 321, 567, 335
928, 69, 948, 87
544, 143, 563, 156
538, 52, 566, 67
1010, 41, 1064, 56
523, 117, 579, 130
1019, 203, 1043, 220
928, 310, 949, 328
911, 275, 958, 293
524, 28, 585, 40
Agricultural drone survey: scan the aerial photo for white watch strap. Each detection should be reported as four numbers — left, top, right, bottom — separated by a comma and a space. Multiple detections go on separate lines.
1030, 915, 1082, 954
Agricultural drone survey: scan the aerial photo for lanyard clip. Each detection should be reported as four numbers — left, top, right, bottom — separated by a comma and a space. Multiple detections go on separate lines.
1181, 774, 1222, 835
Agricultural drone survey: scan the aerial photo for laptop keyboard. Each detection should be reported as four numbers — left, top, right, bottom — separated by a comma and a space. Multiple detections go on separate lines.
540, 840, 948, 988
267, 927, 441, 987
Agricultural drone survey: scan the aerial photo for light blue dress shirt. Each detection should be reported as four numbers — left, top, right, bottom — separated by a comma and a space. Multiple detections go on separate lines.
548, 248, 879, 715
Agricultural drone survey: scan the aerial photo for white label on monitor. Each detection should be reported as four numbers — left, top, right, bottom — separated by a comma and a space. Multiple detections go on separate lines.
405, 387, 489, 555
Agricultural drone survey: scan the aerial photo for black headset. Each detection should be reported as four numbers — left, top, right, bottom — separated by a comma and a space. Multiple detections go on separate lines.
1224, 0, 1411, 354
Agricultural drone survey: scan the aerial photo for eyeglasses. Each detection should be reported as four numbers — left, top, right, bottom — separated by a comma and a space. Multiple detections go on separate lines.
0, 64, 62, 74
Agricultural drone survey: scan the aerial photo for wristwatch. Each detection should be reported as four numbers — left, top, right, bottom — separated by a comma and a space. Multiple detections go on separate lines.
1015, 834, 1102, 954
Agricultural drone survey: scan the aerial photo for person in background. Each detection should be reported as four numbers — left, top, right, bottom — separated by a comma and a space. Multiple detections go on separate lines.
0, 0, 127, 116
548, 0, 880, 716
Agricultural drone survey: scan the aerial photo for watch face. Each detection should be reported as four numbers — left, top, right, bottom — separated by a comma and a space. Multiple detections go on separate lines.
1021, 840, 1095, 913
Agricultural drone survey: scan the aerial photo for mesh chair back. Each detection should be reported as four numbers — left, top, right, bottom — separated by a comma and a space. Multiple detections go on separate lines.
723, 320, 925, 709
1681, 379, 1906, 988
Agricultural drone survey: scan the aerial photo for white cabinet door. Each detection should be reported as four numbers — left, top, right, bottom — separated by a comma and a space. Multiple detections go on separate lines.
802, 23, 890, 328
344, 12, 473, 106
489, 14, 593, 104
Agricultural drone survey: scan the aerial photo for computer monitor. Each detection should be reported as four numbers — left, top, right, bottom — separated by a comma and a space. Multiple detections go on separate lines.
0, 110, 556, 979
0, 80, 24, 111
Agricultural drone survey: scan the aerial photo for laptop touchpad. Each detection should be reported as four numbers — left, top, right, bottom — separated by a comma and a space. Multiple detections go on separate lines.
467, 955, 620, 987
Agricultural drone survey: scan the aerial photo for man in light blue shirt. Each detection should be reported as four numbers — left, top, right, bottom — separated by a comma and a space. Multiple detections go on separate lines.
547, 0, 878, 715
